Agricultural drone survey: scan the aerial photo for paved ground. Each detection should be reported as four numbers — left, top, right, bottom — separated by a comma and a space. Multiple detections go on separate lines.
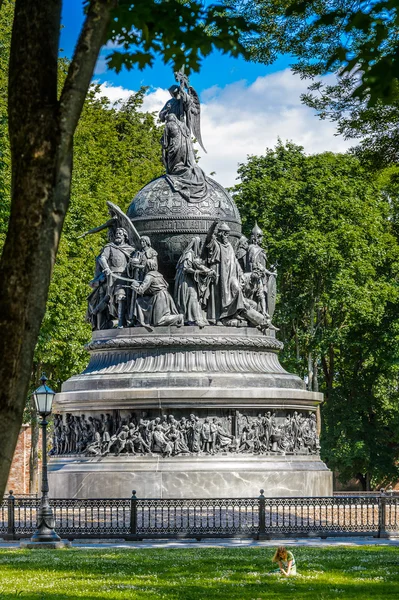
1, 537, 399, 549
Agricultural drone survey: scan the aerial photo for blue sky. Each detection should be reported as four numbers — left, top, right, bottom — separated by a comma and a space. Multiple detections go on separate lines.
60, 0, 292, 94
60, 1, 349, 187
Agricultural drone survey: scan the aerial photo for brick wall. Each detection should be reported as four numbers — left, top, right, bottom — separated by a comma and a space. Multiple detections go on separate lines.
6, 425, 41, 495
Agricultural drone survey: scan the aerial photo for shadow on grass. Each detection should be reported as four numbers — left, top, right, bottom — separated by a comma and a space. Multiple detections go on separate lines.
0, 580, 398, 600
0, 547, 397, 599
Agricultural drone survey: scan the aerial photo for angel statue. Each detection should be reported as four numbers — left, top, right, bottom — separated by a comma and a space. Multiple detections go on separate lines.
159, 67, 209, 203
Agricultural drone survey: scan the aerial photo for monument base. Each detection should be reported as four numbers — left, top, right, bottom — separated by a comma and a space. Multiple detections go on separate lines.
49, 455, 332, 498
20, 540, 71, 549
52, 326, 332, 499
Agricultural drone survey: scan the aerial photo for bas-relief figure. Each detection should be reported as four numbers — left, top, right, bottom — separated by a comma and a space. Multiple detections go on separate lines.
51, 410, 320, 458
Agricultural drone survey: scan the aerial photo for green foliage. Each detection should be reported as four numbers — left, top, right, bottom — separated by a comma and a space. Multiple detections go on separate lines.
301, 76, 399, 170
234, 142, 399, 487
227, 0, 399, 105
226, 1, 399, 168
0, 546, 398, 598
99, 0, 253, 75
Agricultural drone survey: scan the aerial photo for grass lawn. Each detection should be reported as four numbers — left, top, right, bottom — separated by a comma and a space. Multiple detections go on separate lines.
0, 546, 398, 599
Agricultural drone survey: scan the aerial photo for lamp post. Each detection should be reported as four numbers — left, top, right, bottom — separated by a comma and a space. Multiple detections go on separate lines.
29, 374, 61, 545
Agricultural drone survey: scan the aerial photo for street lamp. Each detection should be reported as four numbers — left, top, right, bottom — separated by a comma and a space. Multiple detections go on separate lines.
29, 373, 61, 544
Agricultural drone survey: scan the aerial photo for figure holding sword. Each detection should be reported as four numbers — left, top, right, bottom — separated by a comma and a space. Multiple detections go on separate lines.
81, 201, 155, 329
97, 227, 135, 328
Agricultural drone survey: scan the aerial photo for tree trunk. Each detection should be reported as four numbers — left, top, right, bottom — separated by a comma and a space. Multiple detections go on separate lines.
321, 345, 334, 400
313, 358, 319, 392
0, 0, 62, 500
0, 0, 113, 499
307, 351, 313, 391
307, 301, 315, 389
356, 473, 372, 492
316, 405, 321, 436
294, 321, 300, 361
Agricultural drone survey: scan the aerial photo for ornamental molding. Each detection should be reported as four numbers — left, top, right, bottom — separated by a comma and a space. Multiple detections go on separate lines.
131, 215, 241, 223
85, 335, 284, 353
130, 228, 242, 236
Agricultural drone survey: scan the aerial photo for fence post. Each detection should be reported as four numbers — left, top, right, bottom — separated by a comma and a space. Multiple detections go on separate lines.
258, 489, 266, 539
130, 490, 137, 536
7, 490, 15, 540
378, 488, 388, 538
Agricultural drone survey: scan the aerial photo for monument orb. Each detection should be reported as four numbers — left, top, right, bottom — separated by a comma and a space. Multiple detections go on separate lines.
49, 68, 332, 499
127, 175, 242, 284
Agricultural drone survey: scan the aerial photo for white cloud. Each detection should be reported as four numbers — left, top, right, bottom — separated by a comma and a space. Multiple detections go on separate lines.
94, 55, 107, 76
94, 41, 124, 76
98, 70, 351, 188
97, 82, 135, 105
141, 87, 170, 113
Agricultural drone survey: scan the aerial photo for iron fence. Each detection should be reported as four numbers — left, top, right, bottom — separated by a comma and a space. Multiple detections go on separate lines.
1, 489, 398, 540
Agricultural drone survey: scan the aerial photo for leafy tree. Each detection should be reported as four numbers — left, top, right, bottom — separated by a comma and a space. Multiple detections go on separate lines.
301, 77, 399, 170
0, 0, 251, 498
227, 1, 399, 168
228, 0, 399, 104
234, 141, 399, 488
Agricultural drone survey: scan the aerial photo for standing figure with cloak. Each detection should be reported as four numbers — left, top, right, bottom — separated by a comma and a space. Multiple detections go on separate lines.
203, 220, 245, 325
235, 235, 249, 271
159, 68, 208, 202
174, 236, 215, 328
128, 235, 158, 323
132, 258, 183, 330
247, 222, 278, 320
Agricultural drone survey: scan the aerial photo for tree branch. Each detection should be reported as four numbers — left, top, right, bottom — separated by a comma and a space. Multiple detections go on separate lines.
59, 0, 115, 139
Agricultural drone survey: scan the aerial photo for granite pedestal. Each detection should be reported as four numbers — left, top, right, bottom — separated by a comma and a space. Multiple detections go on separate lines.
50, 326, 332, 498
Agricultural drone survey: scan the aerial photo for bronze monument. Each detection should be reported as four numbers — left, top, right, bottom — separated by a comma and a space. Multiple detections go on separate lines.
50, 69, 332, 498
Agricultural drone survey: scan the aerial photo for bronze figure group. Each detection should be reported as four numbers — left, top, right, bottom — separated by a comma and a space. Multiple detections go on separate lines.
83, 206, 277, 333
